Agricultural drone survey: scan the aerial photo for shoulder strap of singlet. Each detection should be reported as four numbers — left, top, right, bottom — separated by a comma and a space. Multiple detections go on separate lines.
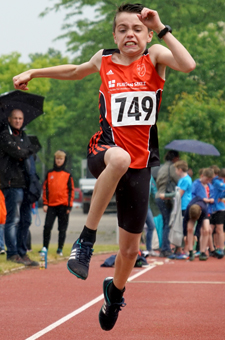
102, 48, 120, 56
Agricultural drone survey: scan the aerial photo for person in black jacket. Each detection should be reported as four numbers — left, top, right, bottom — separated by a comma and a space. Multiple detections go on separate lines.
0, 109, 38, 266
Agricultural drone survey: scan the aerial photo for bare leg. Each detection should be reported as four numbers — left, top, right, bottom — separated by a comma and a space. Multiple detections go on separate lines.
113, 228, 142, 290
187, 220, 194, 251
215, 224, 224, 249
86, 148, 131, 231
208, 224, 215, 251
200, 219, 210, 253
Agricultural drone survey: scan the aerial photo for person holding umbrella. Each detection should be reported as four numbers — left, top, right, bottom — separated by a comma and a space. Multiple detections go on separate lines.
0, 109, 39, 266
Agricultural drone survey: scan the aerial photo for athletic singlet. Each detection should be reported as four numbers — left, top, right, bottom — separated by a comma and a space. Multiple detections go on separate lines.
88, 49, 165, 169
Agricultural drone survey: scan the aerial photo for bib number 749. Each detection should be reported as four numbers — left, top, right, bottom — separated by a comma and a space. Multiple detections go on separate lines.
111, 91, 156, 127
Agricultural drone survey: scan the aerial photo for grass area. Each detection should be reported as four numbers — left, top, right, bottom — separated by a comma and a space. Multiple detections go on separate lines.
0, 244, 120, 275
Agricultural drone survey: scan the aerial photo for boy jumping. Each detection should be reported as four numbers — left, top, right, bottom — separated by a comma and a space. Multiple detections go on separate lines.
13, 3, 195, 331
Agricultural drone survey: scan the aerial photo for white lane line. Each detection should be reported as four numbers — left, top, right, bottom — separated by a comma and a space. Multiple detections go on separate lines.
129, 280, 225, 284
25, 264, 156, 340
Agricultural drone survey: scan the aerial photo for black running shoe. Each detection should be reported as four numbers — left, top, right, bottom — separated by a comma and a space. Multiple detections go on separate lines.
99, 277, 126, 331
199, 252, 208, 261
67, 238, 93, 280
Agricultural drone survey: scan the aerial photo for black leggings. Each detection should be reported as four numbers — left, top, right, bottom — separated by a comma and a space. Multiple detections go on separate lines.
88, 150, 151, 234
43, 205, 69, 249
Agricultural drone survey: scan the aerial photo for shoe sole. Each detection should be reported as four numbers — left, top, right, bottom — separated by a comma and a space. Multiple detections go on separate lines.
67, 263, 87, 280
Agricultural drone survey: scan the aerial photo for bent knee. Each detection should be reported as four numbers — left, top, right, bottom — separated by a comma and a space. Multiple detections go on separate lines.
105, 148, 131, 175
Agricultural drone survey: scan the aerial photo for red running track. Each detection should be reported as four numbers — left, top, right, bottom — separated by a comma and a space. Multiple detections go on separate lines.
0, 254, 225, 340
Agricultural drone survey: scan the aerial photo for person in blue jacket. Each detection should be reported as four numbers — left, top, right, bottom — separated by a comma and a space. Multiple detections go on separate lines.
209, 165, 225, 259
192, 168, 214, 210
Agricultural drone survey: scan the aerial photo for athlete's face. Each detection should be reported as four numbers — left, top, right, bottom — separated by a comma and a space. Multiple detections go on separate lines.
113, 12, 153, 56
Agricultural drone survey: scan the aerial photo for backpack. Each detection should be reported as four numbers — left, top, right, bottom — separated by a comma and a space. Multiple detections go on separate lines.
27, 173, 42, 204
24, 155, 42, 204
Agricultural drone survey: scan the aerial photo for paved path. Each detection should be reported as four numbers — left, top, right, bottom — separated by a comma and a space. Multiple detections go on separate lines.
30, 207, 118, 245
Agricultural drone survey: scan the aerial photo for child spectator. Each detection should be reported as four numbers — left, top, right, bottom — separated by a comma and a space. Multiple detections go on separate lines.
183, 196, 210, 261
192, 168, 214, 207
192, 167, 214, 258
209, 166, 225, 259
0, 189, 6, 254
42, 150, 74, 256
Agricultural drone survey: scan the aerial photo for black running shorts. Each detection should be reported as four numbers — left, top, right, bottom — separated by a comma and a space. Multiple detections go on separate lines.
210, 210, 225, 225
87, 148, 151, 234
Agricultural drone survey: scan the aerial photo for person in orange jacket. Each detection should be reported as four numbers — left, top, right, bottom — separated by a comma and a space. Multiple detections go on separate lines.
42, 150, 74, 256
0, 189, 7, 254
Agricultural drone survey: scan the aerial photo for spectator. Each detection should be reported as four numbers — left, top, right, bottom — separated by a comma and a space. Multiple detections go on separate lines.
0, 188, 6, 254
209, 166, 225, 259
42, 150, 74, 256
183, 196, 210, 261
155, 150, 180, 257
192, 167, 214, 258
0, 109, 38, 265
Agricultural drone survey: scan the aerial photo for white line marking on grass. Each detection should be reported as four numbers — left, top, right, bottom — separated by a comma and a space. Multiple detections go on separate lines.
25, 264, 156, 340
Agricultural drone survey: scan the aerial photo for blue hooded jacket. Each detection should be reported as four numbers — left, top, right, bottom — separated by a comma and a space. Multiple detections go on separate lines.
211, 176, 225, 213
192, 179, 214, 215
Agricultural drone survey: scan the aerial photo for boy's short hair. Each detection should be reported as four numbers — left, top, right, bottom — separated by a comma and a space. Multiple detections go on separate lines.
210, 165, 220, 175
199, 168, 204, 176
189, 204, 201, 221
113, 3, 144, 32
202, 167, 214, 178
54, 150, 66, 158
174, 160, 188, 172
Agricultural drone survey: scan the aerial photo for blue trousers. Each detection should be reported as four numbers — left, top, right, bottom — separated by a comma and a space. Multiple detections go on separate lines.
145, 207, 155, 251
155, 198, 172, 252
3, 188, 31, 258
0, 224, 5, 249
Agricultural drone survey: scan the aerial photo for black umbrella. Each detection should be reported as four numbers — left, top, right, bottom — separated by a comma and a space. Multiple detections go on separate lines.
0, 90, 45, 127
165, 139, 220, 156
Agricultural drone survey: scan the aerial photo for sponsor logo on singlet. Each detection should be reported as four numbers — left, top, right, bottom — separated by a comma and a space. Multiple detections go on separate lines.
106, 70, 114, 75
137, 64, 146, 77
108, 80, 116, 88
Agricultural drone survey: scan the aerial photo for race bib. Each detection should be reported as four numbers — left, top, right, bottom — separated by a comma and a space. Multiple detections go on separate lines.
111, 91, 156, 127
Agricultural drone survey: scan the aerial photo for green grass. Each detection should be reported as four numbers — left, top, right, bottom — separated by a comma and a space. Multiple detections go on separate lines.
0, 244, 120, 275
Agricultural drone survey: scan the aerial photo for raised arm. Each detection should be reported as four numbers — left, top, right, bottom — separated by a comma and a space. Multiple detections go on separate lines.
138, 8, 196, 73
13, 50, 103, 90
